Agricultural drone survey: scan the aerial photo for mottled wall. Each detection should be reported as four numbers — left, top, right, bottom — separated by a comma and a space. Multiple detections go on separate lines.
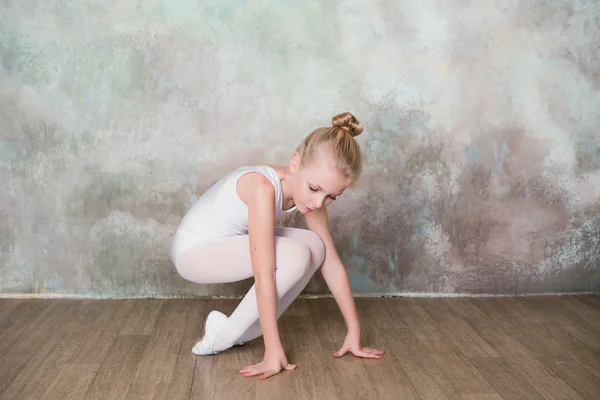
1, 0, 599, 298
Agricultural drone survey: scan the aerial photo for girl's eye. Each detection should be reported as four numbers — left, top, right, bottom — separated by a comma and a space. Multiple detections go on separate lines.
330, 196, 337, 201
310, 186, 318, 192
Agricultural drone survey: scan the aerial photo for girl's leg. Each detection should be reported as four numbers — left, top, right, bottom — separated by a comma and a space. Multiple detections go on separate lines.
173, 231, 323, 353
236, 227, 325, 343
174, 235, 257, 284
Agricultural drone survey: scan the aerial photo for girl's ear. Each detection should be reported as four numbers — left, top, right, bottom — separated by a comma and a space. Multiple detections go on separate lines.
289, 152, 301, 173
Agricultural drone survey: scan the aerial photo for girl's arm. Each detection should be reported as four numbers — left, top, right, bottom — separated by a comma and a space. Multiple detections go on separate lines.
237, 173, 282, 352
304, 207, 360, 336
305, 206, 383, 359
237, 172, 298, 379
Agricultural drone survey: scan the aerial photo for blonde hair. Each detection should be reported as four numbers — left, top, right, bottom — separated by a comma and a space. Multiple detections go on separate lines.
296, 112, 364, 186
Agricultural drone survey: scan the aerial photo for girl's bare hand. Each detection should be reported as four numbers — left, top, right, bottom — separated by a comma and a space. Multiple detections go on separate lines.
334, 332, 384, 359
239, 348, 296, 380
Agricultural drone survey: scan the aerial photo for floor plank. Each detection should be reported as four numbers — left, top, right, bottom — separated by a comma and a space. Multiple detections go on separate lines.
355, 298, 421, 400
473, 298, 590, 400
165, 299, 207, 400
83, 334, 150, 400
308, 298, 379, 400
279, 299, 340, 400
1, 301, 88, 399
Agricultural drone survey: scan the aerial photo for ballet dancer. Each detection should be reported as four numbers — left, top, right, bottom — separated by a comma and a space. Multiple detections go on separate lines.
171, 112, 384, 380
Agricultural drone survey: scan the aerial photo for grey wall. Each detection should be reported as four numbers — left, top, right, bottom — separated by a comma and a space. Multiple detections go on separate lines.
1, 0, 599, 298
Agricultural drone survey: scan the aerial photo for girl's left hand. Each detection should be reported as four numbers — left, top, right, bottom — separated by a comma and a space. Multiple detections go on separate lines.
333, 332, 384, 359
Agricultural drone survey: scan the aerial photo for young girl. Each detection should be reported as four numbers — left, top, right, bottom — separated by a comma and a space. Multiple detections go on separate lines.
171, 112, 384, 380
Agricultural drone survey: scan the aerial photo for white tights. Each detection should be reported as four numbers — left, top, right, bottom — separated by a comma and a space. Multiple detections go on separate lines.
174, 227, 325, 352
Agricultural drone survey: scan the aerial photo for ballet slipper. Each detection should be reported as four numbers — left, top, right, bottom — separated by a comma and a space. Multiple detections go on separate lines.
191, 311, 244, 355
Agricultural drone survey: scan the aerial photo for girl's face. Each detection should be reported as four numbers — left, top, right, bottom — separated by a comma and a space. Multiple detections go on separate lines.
289, 144, 350, 214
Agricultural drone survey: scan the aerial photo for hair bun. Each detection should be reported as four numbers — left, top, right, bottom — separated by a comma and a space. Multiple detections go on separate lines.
332, 112, 363, 137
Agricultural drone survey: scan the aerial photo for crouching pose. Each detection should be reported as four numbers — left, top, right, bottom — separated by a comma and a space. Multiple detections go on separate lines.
171, 112, 384, 380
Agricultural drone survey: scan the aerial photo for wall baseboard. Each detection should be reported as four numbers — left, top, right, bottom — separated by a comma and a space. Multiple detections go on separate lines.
0, 291, 597, 300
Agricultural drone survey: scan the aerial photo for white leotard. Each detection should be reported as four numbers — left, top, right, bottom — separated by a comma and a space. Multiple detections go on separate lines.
171, 165, 297, 264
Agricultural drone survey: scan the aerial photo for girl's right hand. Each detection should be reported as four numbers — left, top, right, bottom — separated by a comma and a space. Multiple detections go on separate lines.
238, 347, 297, 380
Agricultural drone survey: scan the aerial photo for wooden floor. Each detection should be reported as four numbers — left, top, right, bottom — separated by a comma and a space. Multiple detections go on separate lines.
0, 295, 599, 400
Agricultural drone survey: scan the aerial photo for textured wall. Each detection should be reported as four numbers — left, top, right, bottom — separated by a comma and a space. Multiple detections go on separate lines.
1, 0, 599, 298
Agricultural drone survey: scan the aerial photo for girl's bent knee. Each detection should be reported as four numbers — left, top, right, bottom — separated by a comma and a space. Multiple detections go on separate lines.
302, 230, 325, 267
295, 241, 313, 276
278, 239, 312, 279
